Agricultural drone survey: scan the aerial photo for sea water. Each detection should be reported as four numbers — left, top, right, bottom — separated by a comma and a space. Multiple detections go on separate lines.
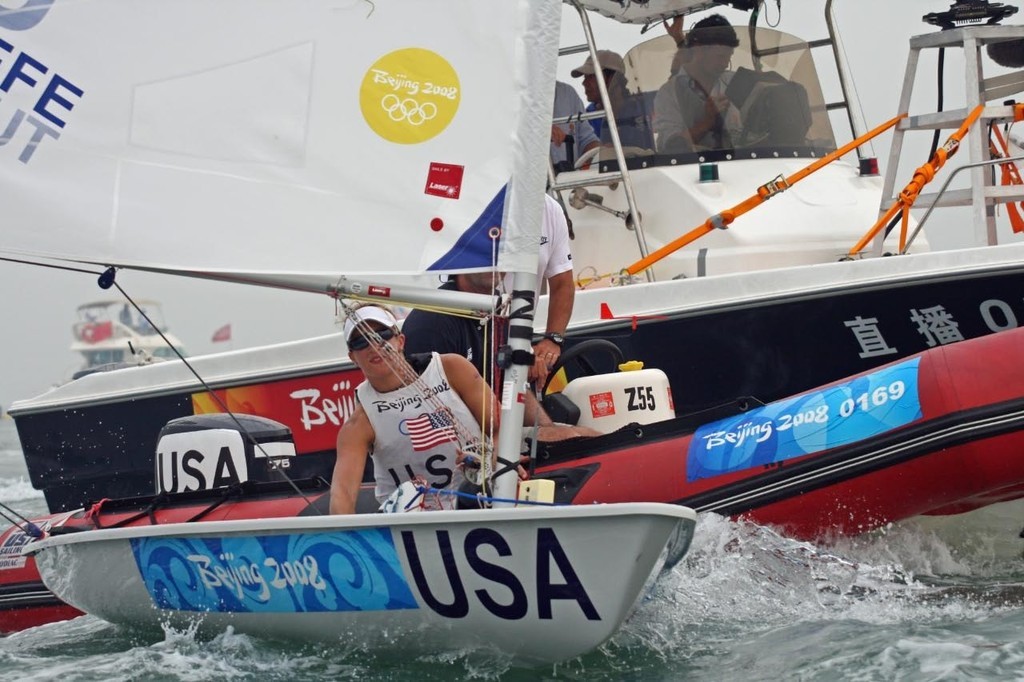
2, 418, 1024, 681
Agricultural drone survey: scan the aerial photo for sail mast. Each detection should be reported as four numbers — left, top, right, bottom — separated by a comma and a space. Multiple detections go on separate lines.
490, 1, 563, 504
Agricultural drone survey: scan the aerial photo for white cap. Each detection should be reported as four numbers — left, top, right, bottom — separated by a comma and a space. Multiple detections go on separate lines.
571, 50, 625, 78
343, 305, 398, 343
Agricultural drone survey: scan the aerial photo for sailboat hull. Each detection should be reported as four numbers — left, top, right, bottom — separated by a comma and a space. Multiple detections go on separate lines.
26, 505, 696, 665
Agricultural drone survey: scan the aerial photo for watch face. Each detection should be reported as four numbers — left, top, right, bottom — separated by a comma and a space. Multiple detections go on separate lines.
547, 333, 565, 345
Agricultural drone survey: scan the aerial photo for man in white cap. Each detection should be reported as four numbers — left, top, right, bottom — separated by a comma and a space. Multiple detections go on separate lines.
329, 304, 499, 514
571, 49, 652, 150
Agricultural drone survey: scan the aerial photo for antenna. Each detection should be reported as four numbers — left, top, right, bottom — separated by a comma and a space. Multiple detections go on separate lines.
924, 1, 1019, 30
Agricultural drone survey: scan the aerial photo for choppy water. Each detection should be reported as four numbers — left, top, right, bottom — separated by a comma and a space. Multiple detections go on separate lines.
2, 419, 1024, 680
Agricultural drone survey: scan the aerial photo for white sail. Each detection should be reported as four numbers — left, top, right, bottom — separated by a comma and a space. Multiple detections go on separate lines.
0, 0, 559, 290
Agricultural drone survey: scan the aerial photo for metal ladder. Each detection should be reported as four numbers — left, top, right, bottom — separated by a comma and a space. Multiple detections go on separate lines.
550, 0, 653, 281
878, 23, 1024, 251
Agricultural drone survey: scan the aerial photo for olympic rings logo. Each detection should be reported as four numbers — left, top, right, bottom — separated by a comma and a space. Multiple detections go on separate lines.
381, 94, 438, 126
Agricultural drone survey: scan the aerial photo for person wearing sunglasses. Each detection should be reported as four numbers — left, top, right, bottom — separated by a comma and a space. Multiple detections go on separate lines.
329, 304, 500, 515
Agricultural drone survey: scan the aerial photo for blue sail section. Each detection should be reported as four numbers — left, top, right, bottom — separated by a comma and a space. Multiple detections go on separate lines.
428, 185, 506, 272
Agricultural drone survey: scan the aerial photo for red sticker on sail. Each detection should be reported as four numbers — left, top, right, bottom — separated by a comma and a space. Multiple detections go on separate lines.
424, 163, 464, 199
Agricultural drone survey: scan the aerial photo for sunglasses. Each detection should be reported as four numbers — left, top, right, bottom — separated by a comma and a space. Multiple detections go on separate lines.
348, 327, 397, 351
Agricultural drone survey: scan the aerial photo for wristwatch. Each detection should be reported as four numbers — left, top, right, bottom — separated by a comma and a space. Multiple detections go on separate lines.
542, 332, 565, 346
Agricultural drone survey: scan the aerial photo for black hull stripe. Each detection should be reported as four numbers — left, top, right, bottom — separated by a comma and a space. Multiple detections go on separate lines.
0, 581, 65, 611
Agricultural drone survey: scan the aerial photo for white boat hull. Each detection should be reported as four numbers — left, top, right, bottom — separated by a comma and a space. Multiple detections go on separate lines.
28, 503, 696, 665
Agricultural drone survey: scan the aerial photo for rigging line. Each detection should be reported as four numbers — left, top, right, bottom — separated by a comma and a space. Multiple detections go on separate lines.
109, 279, 319, 512
340, 301, 488, 451
396, 302, 484, 319
0, 254, 102, 277
418, 485, 560, 507
483, 230, 503, 491
0, 501, 42, 538
330, 287, 487, 321
1, 256, 320, 512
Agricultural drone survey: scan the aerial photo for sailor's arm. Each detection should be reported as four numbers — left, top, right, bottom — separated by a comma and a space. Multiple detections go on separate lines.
532, 270, 573, 387
441, 353, 499, 436
330, 405, 374, 514
545, 270, 574, 335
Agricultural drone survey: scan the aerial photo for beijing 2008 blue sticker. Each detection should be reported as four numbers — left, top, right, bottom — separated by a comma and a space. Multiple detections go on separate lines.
687, 358, 923, 481
131, 528, 418, 613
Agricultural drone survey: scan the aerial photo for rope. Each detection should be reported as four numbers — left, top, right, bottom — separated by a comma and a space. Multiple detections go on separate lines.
88, 494, 170, 529
0, 257, 321, 512
109, 276, 319, 510
416, 484, 562, 508
0, 502, 43, 538
990, 123, 1024, 233
185, 483, 244, 523
848, 104, 985, 256
575, 266, 641, 289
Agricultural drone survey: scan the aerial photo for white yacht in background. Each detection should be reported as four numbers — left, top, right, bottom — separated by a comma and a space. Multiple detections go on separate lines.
69, 300, 187, 378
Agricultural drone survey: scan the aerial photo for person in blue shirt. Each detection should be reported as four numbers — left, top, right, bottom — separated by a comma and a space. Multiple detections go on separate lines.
570, 50, 653, 151
551, 81, 599, 171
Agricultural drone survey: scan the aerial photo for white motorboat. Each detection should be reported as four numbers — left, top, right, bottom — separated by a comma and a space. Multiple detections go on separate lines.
69, 300, 186, 378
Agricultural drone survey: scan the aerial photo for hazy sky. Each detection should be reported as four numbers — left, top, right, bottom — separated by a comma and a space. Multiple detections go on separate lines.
0, 1, 1013, 410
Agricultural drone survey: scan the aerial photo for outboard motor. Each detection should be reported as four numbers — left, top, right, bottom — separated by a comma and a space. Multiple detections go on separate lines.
154, 414, 296, 494
561, 360, 675, 433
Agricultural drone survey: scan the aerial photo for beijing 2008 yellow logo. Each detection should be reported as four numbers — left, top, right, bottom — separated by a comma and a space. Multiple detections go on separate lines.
360, 48, 460, 145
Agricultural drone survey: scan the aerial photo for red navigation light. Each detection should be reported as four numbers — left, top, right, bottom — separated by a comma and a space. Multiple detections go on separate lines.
859, 158, 880, 176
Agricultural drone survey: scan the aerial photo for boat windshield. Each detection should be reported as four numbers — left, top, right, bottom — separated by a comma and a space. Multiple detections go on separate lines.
594, 27, 837, 170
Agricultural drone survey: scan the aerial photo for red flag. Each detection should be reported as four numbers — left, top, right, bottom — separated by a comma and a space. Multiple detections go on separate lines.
81, 321, 113, 344
211, 324, 231, 343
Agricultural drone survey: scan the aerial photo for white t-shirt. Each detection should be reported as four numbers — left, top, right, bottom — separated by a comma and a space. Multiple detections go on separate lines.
539, 194, 574, 285
504, 194, 573, 293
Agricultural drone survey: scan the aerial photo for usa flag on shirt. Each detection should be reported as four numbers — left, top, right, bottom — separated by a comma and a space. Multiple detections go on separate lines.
404, 411, 458, 451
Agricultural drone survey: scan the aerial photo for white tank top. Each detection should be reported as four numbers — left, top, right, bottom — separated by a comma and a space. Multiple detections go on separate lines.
356, 353, 478, 509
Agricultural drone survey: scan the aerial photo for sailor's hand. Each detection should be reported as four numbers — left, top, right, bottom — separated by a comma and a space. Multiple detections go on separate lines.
518, 454, 531, 480
664, 16, 685, 46
701, 95, 723, 121
530, 338, 561, 385
456, 446, 484, 486
455, 439, 487, 468
551, 124, 567, 147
